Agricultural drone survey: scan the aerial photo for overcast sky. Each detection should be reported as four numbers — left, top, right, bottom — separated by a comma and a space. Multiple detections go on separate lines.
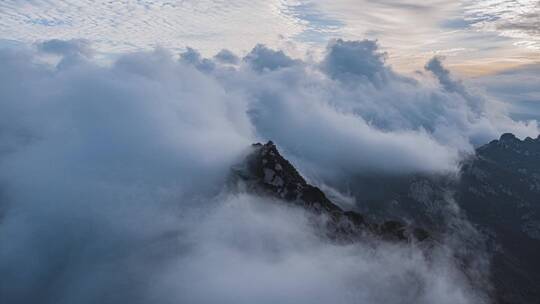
1, 2, 539, 303
1, 0, 538, 75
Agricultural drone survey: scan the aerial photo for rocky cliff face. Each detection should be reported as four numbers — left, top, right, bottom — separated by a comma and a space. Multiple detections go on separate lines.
458, 134, 540, 304
231, 141, 429, 243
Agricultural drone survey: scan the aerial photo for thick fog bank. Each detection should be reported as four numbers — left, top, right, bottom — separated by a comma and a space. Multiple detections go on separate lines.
0, 38, 534, 303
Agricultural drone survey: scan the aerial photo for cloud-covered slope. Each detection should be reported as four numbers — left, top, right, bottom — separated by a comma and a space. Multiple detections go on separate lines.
0, 39, 537, 303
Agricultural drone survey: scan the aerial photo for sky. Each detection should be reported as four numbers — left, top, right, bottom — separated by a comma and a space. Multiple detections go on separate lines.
0, 2, 539, 303
0, 0, 539, 75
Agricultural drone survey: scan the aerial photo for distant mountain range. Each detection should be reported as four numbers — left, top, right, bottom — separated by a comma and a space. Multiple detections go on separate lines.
233, 134, 540, 304
460, 134, 540, 304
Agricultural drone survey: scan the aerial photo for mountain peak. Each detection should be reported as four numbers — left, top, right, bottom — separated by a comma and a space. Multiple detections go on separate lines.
492, 132, 540, 144
233, 140, 430, 242
481, 132, 540, 156
499, 132, 517, 142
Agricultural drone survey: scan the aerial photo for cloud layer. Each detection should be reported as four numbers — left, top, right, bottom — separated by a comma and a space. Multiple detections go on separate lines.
1, 0, 538, 73
0, 39, 536, 303
465, 0, 540, 50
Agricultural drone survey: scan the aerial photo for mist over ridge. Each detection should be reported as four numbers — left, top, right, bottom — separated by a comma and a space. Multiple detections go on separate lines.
0, 38, 538, 304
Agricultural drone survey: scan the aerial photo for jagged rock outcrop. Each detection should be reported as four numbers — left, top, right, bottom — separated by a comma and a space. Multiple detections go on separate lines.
231, 141, 429, 243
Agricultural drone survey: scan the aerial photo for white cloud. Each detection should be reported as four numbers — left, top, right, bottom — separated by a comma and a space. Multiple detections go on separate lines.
150, 194, 487, 304
1, 0, 538, 73
0, 39, 534, 303
464, 0, 540, 50
0, 0, 306, 55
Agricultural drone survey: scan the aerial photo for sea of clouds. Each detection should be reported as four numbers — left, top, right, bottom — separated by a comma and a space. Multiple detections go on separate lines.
0, 38, 536, 303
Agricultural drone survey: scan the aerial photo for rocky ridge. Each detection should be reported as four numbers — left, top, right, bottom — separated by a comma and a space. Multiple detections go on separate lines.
332, 133, 540, 304
458, 133, 540, 304
231, 141, 429, 243
230, 134, 540, 304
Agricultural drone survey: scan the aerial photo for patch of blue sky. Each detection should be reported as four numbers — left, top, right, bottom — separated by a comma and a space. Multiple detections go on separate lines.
25, 17, 69, 27
283, 2, 344, 44
439, 18, 472, 29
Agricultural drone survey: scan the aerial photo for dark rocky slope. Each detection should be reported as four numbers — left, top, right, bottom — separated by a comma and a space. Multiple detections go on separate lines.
458, 134, 540, 304
231, 134, 540, 304
339, 133, 540, 304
